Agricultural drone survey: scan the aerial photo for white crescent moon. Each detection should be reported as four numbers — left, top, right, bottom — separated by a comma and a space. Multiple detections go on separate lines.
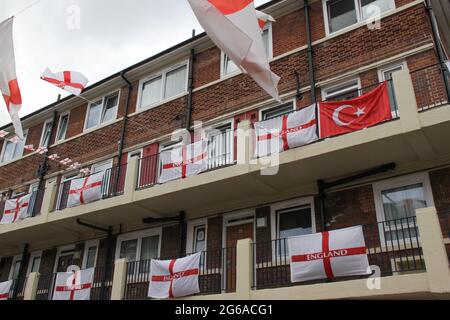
332, 105, 353, 127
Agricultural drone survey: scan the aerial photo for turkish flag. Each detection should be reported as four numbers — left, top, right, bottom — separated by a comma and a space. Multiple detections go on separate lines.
319, 82, 392, 138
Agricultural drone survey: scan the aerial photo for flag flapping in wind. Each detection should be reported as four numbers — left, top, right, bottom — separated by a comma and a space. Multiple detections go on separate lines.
41, 68, 89, 96
188, 0, 281, 102
0, 18, 24, 140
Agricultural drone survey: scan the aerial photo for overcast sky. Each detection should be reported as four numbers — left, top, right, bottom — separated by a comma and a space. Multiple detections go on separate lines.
0, 0, 270, 127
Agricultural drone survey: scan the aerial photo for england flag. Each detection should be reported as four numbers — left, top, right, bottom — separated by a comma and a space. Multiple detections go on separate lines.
53, 268, 95, 301
41, 68, 89, 96
0, 280, 12, 300
0, 194, 31, 225
67, 172, 104, 208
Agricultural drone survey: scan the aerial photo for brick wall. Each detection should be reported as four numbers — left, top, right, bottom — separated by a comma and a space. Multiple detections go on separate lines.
429, 167, 450, 212
160, 224, 181, 259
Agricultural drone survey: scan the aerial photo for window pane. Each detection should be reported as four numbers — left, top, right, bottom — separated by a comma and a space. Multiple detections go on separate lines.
164, 65, 187, 99
361, 0, 394, 20
262, 28, 270, 58
13, 133, 27, 159
325, 81, 360, 101
279, 206, 313, 239
327, 0, 357, 33
141, 235, 159, 260
193, 226, 206, 253
30, 257, 41, 273
381, 183, 426, 221
57, 115, 69, 141
141, 76, 162, 108
262, 103, 295, 120
12, 260, 21, 279
207, 124, 233, 169
120, 239, 137, 261
41, 122, 52, 147
2, 141, 15, 162
224, 56, 239, 75
86, 101, 102, 129
85, 246, 97, 269
101, 94, 119, 124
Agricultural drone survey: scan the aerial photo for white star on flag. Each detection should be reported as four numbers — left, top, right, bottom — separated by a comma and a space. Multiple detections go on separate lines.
354, 107, 366, 117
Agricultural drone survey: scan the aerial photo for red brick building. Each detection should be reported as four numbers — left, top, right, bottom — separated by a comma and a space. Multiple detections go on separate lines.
0, 0, 449, 300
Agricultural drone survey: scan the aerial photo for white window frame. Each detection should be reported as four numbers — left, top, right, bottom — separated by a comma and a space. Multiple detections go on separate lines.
39, 119, 53, 147
322, 0, 396, 36
115, 227, 162, 262
322, 77, 361, 101
55, 112, 70, 142
372, 172, 435, 245
84, 91, 120, 132
56, 172, 80, 210
91, 158, 113, 174
186, 218, 208, 254
137, 61, 189, 111
82, 240, 100, 269
8, 255, 22, 280
259, 99, 296, 121
53, 244, 77, 273
0, 129, 29, 164
220, 22, 273, 78
377, 61, 408, 82
26, 251, 42, 275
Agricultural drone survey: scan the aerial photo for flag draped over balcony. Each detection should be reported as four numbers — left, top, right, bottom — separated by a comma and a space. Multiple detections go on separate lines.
0, 280, 12, 300
254, 104, 318, 157
319, 82, 392, 138
0, 194, 31, 225
0, 18, 24, 140
41, 68, 89, 96
67, 172, 104, 208
188, 0, 281, 102
148, 253, 202, 299
53, 268, 95, 301
288, 226, 370, 283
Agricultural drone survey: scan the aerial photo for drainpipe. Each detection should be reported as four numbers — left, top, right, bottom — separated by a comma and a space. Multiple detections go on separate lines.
12, 243, 28, 299
114, 72, 133, 195
185, 48, 195, 132
304, 0, 318, 133
425, 0, 450, 101
76, 219, 113, 300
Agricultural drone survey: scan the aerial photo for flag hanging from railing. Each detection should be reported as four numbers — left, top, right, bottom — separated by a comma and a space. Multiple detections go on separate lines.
255, 104, 318, 157
288, 226, 370, 283
67, 172, 104, 208
0, 280, 12, 300
148, 252, 201, 299
188, 0, 281, 102
53, 268, 95, 300
41, 68, 89, 96
159, 141, 207, 184
319, 82, 392, 138
0, 194, 31, 225
0, 18, 24, 140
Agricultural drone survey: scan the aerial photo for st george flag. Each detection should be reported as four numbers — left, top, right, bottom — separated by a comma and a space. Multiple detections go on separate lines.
0, 194, 31, 225
0, 280, 12, 300
0, 18, 24, 140
53, 268, 95, 300
41, 68, 89, 96
319, 82, 392, 138
159, 141, 207, 184
288, 226, 370, 283
148, 253, 201, 299
188, 0, 281, 102
67, 172, 104, 208
255, 104, 318, 157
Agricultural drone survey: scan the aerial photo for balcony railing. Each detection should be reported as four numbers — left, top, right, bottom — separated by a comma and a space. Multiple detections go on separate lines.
56, 164, 127, 211
411, 63, 450, 112
35, 264, 114, 300
8, 276, 27, 300
438, 209, 450, 265
136, 131, 235, 191
0, 188, 45, 221
252, 217, 425, 290
123, 247, 236, 300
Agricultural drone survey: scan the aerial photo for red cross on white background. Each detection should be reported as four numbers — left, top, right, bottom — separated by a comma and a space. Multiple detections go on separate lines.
291, 231, 367, 279
4, 195, 29, 222
55, 272, 92, 300
69, 177, 102, 204
0, 292, 9, 299
163, 146, 206, 179
151, 259, 199, 298
41, 71, 84, 91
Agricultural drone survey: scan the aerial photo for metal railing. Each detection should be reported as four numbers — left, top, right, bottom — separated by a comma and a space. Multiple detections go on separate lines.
438, 209, 450, 265
9, 277, 27, 300
56, 164, 127, 211
411, 63, 450, 112
252, 217, 425, 290
0, 188, 45, 221
136, 132, 235, 191
124, 247, 236, 300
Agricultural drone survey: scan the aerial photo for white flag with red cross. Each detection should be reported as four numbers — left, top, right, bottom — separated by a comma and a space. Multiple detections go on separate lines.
148, 252, 201, 299
288, 226, 370, 283
0, 18, 24, 140
188, 0, 281, 102
0, 280, 12, 300
0, 194, 31, 225
52, 268, 95, 301
255, 104, 318, 157
67, 172, 104, 208
159, 141, 207, 184
41, 68, 89, 96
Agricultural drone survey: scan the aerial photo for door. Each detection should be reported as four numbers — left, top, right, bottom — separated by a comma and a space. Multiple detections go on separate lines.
225, 222, 254, 292
57, 254, 75, 272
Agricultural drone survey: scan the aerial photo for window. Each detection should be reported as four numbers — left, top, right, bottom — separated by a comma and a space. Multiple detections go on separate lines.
0, 131, 28, 163
140, 236, 159, 261
322, 79, 360, 102
116, 228, 162, 264
57, 173, 79, 210
56, 113, 69, 142
120, 239, 138, 261
222, 23, 272, 77
40, 120, 53, 147
379, 62, 406, 115
193, 226, 206, 253
324, 0, 395, 34
83, 241, 99, 269
373, 173, 434, 243
91, 159, 113, 174
85, 92, 119, 130
27, 252, 42, 275
139, 63, 188, 110
261, 102, 295, 121
205, 122, 234, 170
9, 256, 22, 280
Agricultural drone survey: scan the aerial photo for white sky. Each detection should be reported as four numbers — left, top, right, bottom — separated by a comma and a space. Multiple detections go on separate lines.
0, 0, 270, 127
